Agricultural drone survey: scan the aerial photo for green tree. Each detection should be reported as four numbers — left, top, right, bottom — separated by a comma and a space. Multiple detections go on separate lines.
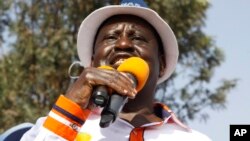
0, 0, 236, 132
149, 0, 237, 122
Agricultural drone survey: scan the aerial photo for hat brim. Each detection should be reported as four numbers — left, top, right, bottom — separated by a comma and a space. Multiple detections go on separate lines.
77, 5, 178, 84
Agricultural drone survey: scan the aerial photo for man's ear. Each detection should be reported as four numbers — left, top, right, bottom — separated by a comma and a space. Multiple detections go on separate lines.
159, 55, 166, 78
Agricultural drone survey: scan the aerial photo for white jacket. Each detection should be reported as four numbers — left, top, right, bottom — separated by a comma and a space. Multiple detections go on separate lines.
21, 95, 212, 141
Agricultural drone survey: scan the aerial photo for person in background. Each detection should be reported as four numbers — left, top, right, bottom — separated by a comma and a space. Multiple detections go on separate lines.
21, 0, 212, 140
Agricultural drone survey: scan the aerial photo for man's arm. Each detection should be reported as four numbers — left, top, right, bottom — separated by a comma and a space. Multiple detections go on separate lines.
21, 95, 91, 141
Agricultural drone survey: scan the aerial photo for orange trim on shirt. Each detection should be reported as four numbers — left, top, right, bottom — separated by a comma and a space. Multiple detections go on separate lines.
55, 95, 90, 121
51, 109, 82, 127
129, 127, 145, 141
153, 102, 190, 131
43, 116, 77, 141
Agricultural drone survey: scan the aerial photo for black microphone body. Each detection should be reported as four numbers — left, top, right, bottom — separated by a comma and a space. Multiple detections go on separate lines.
100, 94, 127, 128
92, 65, 114, 107
92, 85, 109, 107
92, 57, 149, 128
100, 73, 137, 128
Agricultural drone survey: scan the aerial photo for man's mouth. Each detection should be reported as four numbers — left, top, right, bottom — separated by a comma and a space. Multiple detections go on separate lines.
110, 54, 133, 68
112, 58, 126, 68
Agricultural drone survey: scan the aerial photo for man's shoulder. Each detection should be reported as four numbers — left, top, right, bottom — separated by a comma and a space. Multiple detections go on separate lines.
144, 123, 212, 141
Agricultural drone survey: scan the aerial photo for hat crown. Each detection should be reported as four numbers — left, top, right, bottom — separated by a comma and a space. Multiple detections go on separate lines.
120, 0, 148, 8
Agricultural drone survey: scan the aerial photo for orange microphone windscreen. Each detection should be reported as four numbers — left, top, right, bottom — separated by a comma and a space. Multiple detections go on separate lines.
117, 57, 149, 91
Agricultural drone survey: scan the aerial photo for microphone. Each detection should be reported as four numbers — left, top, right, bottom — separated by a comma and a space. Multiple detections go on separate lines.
99, 57, 149, 128
92, 66, 114, 107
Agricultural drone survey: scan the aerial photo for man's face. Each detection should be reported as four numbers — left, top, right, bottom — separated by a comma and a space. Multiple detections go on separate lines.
92, 15, 163, 85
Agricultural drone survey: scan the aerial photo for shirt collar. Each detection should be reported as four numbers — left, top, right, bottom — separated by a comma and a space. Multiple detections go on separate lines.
140, 102, 191, 132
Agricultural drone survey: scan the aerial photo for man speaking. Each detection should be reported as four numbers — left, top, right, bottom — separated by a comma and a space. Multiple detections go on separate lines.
21, 0, 212, 140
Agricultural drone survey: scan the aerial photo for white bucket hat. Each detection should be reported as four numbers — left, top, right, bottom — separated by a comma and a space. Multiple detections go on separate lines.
77, 0, 179, 84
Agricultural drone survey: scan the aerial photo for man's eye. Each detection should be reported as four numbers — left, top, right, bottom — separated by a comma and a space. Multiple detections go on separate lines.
132, 36, 146, 42
104, 35, 117, 40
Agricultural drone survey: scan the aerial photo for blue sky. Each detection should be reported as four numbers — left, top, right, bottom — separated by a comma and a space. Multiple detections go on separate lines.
189, 0, 250, 141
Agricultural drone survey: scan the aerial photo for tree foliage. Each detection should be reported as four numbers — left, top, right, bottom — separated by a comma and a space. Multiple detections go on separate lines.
0, 0, 237, 132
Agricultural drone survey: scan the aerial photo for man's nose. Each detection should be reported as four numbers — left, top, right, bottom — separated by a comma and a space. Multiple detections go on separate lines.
114, 36, 134, 52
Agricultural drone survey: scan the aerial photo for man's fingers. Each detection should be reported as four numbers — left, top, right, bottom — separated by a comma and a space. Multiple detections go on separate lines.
65, 67, 138, 109
90, 69, 137, 98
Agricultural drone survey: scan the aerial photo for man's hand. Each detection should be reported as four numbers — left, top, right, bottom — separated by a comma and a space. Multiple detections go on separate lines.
65, 67, 137, 109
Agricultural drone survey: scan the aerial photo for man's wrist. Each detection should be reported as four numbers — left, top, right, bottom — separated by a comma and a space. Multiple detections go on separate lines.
42, 95, 91, 140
